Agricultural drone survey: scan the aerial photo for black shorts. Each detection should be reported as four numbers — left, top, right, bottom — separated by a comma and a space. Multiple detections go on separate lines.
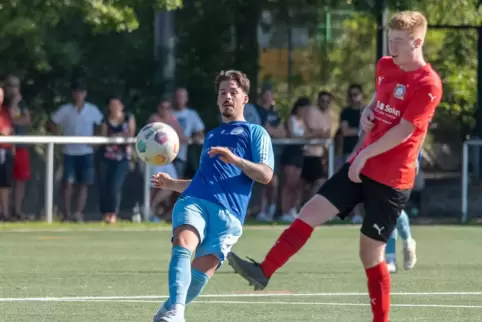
0, 150, 13, 188
318, 163, 411, 242
301, 156, 325, 182
280, 146, 304, 168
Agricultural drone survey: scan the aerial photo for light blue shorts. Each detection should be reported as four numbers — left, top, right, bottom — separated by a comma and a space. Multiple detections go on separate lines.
172, 196, 243, 266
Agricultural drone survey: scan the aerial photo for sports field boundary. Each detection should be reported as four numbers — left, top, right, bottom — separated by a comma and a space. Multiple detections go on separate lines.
1, 291, 481, 302
2, 224, 482, 233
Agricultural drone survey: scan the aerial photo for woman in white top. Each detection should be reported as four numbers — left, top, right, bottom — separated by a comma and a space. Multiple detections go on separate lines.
279, 97, 310, 223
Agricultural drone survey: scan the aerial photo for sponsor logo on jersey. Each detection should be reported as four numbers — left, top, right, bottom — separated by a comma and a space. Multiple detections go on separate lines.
376, 101, 401, 117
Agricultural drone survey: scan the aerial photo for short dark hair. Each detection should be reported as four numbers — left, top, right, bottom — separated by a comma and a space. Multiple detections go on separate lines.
215, 70, 250, 94
159, 94, 172, 104
348, 83, 363, 93
107, 94, 123, 104
71, 79, 87, 91
291, 97, 311, 115
318, 91, 332, 100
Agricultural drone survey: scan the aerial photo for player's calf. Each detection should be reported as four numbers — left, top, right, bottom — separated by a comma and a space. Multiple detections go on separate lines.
359, 234, 391, 322
157, 225, 200, 322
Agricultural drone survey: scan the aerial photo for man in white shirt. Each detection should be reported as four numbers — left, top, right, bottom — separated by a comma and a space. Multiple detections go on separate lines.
172, 87, 205, 177
48, 80, 103, 222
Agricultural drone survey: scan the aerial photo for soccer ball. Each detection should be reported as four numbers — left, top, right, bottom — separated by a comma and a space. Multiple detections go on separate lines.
135, 122, 179, 166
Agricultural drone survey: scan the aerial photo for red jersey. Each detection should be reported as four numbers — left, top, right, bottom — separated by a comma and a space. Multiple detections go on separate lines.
0, 106, 13, 149
355, 56, 442, 189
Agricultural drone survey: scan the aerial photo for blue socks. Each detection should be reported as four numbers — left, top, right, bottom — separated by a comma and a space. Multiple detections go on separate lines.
163, 267, 210, 310
386, 229, 397, 263
186, 268, 210, 303
168, 246, 193, 306
385, 210, 412, 263
397, 209, 412, 241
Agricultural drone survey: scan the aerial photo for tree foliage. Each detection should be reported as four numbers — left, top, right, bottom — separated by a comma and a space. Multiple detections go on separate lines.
0, 0, 479, 144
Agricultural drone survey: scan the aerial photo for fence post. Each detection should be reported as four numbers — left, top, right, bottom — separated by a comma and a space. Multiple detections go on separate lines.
143, 165, 151, 222
461, 142, 469, 223
45, 143, 55, 224
328, 141, 335, 178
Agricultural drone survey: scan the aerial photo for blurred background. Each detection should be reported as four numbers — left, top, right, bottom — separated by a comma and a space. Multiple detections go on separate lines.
0, 0, 481, 223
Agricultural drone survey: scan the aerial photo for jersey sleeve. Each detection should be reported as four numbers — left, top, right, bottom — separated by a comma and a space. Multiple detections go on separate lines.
402, 83, 442, 129
375, 56, 393, 91
250, 125, 275, 170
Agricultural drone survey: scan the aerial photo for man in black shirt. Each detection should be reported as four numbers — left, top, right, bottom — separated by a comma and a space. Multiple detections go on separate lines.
339, 84, 363, 160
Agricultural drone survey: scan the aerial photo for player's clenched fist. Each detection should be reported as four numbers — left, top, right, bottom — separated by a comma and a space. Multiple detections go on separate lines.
151, 172, 172, 189
208, 146, 240, 164
360, 107, 375, 132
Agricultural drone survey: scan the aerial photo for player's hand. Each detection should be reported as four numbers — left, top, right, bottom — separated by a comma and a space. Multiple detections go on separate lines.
151, 172, 173, 189
360, 107, 375, 132
208, 146, 240, 164
348, 152, 368, 183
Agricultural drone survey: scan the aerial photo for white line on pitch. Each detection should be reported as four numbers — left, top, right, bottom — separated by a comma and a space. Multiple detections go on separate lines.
0, 225, 359, 233
0, 292, 481, 302
6, 299, 481, 309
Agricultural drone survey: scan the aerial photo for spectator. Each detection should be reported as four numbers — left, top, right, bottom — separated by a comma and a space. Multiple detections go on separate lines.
243, 103, 262, 125
97, 95, 135, 224
147, 97, 187, 222
340, 84, 363, 160
255, 88, 286, 222
340, 84, 364, 224
279, 97, 310, 223
0, 86, 14, 221
4, 75, 31, 220
301, 91, 333, 203
48, 80, 103, 222
172, 87, 205, 178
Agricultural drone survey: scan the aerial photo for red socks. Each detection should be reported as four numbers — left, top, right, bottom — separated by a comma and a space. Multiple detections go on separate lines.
365, 262, 391, 322
260, 219, 314, 278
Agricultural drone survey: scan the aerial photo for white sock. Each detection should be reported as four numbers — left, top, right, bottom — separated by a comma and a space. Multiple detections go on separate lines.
403, 238, 414, 248
172, 304, 185, 316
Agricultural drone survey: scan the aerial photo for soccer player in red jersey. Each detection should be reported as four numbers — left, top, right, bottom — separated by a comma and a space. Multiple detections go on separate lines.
227, 11, 442, 322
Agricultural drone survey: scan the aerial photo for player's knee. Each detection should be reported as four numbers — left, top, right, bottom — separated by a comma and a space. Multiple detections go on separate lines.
298, 194, 338, 227
172, 225, 200, 252
359, 233, 386, 268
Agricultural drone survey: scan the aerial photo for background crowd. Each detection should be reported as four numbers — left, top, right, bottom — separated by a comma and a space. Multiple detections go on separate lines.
0, 75, 424, 224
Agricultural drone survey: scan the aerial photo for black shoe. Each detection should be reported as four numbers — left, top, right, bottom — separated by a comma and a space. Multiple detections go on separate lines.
227, 252, 269, 291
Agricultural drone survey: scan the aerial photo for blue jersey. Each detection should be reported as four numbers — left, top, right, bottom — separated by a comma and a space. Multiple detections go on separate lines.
182, 121, 274, 223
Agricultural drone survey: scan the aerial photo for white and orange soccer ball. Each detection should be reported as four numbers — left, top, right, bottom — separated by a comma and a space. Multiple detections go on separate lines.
135, 122, 179, 166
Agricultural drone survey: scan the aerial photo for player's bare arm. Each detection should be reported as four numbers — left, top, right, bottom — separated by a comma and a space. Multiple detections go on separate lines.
208, 146, 273, 184
360, 92, 377, 132
358, 119, 415, 160
236, 158, 273, 184
151, 172, 192, 193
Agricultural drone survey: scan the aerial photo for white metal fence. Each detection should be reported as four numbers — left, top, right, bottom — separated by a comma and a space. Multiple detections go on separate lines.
461, 139, 482, 222
0, 136, 334, 223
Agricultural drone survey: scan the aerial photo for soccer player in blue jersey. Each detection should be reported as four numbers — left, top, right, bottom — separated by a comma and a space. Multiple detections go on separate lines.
150, 70, 275, 322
